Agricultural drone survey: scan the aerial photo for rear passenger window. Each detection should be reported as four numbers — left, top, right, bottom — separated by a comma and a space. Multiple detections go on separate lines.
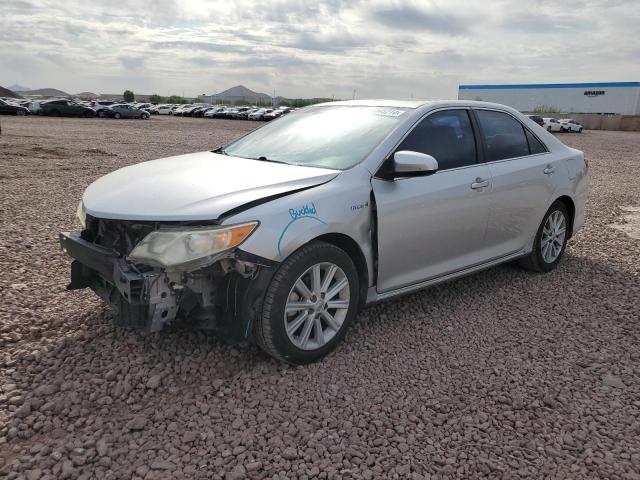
525, 129, 547, 154
397, 109, 476, 170
476, 110, 530, 161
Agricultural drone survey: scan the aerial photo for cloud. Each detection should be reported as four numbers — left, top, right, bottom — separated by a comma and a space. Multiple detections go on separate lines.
285, 32, 367, 53
0, 0, 637, 99
371, 4, 469, 34
119, 56, 145, 69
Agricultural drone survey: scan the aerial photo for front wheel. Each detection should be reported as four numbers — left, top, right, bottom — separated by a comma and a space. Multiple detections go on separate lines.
518, 201, 569, 273
255, 242, 359, 364
114, 112, 121, 119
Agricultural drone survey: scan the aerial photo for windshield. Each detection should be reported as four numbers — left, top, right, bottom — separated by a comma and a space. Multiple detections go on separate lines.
223, 105, 408, 170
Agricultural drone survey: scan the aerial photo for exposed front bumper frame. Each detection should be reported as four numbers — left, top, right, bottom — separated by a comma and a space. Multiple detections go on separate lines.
60, 231, 277, 340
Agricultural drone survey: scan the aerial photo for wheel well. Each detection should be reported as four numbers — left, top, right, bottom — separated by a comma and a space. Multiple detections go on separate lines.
556, 195, 576, 237
314, 233, 369, 309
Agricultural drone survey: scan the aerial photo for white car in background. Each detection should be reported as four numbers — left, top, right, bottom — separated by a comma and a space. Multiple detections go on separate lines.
27, 100, 43, 114
91, 100, 117, 117
248, 108, 274, 120
155, 105, 174, 115
204, 107, 226, 118
559, 119, 583, 133
543, 118, 563, 132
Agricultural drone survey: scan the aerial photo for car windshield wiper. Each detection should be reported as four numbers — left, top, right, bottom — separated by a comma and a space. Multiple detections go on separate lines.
251, 156, 288, 164
213, 147, 228, 155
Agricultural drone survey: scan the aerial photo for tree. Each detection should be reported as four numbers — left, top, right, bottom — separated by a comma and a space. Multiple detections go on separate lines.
149, 94, 163, 104
123, 90, 135, 102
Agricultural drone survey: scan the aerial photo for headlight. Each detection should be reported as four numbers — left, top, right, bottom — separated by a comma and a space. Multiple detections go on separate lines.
128, 222, 258, 270
76, 201, 86, 229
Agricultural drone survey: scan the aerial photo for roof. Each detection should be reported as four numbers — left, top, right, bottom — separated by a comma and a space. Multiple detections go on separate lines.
459, 82, 640, 90
312, 99, 522, 111
313, 99, 438, 109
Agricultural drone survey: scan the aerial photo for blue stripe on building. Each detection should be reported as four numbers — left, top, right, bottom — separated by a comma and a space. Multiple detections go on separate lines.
459, 82, 640, 90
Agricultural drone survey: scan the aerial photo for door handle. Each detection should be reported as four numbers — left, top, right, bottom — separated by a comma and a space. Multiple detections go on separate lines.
543, 165, 555, 175
471, 178, 489, 190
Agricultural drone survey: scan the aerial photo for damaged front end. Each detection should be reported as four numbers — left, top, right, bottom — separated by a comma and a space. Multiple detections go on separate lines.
60, 216, 276, 343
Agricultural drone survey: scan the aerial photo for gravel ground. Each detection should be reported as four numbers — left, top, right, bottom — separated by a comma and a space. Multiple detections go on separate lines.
1, 116, 639, 479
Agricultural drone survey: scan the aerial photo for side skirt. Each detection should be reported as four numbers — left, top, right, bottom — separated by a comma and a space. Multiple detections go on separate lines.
366, 250, 528, 304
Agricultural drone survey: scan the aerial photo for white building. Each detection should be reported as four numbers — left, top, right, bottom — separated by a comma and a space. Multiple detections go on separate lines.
458, 82, 640, 115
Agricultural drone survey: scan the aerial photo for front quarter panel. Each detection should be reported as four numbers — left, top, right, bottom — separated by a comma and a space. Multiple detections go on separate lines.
224, 168, 375, 286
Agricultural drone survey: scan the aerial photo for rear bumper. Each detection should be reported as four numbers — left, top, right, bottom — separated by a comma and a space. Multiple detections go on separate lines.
60, 231, 277, 340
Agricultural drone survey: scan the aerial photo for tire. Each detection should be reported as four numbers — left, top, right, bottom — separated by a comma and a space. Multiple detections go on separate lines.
84, 111, 93, 118
114, 113, 121, 119
142, 113, 149, 120
578, 128, 583, 133
98, 110, 105, 118
255, 241, 360, 364
518, 200, 569, 273
547, 126, 552, 131
16, 109, 25, 116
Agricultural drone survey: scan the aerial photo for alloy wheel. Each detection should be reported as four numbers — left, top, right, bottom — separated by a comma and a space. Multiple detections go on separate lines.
284, 262, 350, 351
541, 210, 566, 263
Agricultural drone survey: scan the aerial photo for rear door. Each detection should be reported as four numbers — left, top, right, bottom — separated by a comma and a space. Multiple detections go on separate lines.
373, 108, 493, 292
473, 109, 557, 258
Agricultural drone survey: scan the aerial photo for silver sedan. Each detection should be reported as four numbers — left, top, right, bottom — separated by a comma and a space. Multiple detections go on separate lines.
61, 100, 588, 364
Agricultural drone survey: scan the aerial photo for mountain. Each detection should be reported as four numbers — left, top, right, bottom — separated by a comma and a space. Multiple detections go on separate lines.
75, 92, 99, 99
212, 85, 271, 101
0, 86, 22, 98
8, 84, 30, 92
22, 88, 69, 97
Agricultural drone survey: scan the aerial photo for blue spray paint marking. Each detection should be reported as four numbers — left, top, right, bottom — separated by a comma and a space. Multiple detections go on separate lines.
277, 202, 325, 258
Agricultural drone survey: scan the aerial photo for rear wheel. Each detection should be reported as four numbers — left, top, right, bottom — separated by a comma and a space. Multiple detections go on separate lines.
114, 112, 121, 119
518, 201, 569, 273
255, 242, 359, 364
16, 109, 25, 116
98, 110, 105, 118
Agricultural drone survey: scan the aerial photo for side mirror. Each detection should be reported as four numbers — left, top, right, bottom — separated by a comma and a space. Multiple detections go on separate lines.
391, 151, 439, 178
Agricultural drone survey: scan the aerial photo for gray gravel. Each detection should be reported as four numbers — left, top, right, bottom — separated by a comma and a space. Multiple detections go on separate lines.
1, 116, 639, 479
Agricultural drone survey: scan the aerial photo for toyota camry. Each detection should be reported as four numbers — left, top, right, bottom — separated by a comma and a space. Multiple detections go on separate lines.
60, 100, 588, 364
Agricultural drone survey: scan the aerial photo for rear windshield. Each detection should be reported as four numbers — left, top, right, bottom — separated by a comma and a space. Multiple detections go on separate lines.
223, 105, 408, 170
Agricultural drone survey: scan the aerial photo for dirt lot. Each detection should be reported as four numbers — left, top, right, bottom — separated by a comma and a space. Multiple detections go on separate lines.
1, 116, 639, 479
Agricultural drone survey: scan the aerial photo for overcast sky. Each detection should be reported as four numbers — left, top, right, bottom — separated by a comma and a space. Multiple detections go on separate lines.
1, 0, 638, 99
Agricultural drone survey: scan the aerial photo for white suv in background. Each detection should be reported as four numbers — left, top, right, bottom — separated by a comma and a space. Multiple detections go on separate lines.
543, 118, 563, 132
91, 101, 116, 117
559, 119, 583, 133
156, 105, 174, 115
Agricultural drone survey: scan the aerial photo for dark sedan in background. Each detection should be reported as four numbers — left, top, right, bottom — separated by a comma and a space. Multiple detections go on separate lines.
105, 104, 150, 119
40, 100, 95, 117
0, 99, 30, 116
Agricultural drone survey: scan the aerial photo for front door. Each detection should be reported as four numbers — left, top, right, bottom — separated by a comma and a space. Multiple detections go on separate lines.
373, 109, 493, 293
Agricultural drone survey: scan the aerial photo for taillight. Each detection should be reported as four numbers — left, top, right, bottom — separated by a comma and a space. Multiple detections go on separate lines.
583, 157, 589, 169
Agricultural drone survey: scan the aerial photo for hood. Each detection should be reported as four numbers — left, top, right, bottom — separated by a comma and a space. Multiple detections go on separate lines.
83, 152, 339, 221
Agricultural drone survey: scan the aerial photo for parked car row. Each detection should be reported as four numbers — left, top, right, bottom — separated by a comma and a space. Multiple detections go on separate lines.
150, 103, 296, 120
528, 115, 583, 133
0, 98, 152, 119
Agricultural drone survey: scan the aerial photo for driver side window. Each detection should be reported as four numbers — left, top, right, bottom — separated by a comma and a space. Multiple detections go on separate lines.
396, 109, 477, 170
